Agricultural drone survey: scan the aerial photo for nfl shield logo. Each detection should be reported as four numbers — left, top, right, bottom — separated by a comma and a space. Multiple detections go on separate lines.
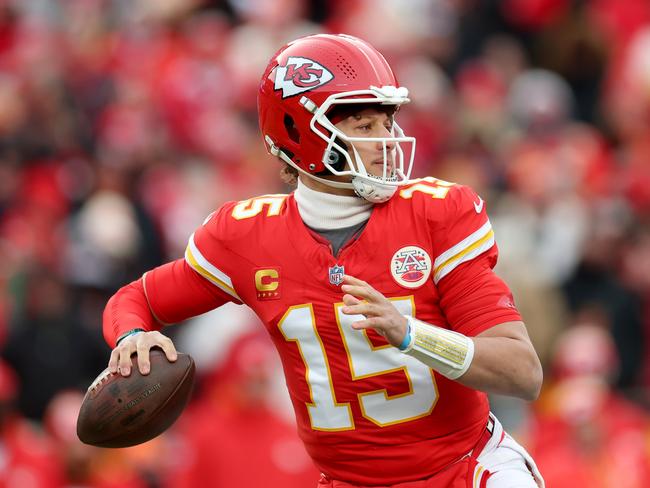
329, 265, 345, 286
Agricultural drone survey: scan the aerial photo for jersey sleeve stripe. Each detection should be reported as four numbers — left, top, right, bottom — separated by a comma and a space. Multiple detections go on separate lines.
434, 230, 494, 283
185, 233, 241, 301
434, 220, 492, 268
142, 271, 171, 325
433, 222, 495, 284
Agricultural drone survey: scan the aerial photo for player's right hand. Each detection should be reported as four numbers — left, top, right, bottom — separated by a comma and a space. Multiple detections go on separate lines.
108, 330, 178, 377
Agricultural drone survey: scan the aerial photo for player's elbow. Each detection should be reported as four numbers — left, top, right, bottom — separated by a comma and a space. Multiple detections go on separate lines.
505, 330, 543, 401
519, 354, 543, 402
502, 345, 543, 401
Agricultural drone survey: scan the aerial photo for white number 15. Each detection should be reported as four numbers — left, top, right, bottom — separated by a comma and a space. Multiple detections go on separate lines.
278, 297, 438, 431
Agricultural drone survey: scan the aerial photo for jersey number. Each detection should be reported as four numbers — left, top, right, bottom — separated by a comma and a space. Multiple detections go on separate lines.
278, 298, 438, 431
232, 195, 286, 220
399, 177, 454, 199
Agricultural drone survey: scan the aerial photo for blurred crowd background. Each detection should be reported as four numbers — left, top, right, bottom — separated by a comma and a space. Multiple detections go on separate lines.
1, 0, 650, 486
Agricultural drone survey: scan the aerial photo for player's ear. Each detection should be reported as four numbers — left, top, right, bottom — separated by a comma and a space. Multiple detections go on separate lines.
280, 164, 299, 185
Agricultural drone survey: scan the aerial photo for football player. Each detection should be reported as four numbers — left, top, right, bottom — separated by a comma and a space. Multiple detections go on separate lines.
103, 34, 545, 487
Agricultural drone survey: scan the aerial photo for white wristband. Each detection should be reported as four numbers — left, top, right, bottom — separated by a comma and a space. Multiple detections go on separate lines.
400, 316, 474, 380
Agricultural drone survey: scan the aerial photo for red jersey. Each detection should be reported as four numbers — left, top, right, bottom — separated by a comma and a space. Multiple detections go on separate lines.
144, 177, 522, 485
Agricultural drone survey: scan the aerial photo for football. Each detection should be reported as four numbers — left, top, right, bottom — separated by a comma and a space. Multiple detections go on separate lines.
76, 348, 195, 448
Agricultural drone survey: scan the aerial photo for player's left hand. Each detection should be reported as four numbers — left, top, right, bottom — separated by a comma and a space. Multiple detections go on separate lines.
340, 275, 408, 348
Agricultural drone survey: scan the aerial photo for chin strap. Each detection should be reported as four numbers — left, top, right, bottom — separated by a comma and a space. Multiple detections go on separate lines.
351, 177, 397, 203
399, 316, 475, 380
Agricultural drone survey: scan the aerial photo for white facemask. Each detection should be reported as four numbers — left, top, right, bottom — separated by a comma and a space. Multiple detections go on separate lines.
303, 86, 416, 203
265, 86, 417, 204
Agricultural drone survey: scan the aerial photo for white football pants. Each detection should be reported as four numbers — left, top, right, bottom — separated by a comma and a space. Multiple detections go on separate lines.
476, 414, 545, 488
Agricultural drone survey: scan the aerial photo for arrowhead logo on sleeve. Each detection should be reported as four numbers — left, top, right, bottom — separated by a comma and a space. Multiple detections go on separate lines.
275, 57, 334, 98
390, 246, 432, 289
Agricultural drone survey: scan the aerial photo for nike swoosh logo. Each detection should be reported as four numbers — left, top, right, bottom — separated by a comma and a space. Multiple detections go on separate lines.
474, 198, 484, 213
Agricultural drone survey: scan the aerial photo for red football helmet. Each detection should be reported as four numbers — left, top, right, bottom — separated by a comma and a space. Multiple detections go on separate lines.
258, 34, 416, 202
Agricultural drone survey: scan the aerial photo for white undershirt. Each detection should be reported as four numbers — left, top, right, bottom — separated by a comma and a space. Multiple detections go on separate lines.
294, 178, 373, 230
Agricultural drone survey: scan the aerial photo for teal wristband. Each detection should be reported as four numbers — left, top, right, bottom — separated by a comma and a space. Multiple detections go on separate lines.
398, 321, 412, 351
116, 328, 145, 346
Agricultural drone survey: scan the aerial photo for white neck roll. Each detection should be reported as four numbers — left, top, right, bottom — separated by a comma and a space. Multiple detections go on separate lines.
294, 178, 373, 230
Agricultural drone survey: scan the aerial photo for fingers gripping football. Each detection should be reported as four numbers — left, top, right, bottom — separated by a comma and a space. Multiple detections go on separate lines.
340, 275, 408, 347
109, 331, 178, 376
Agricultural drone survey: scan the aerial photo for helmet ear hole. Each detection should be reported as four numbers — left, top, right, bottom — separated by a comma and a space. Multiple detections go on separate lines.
330, 137, 348, 172
283, 114, 300, 144
318, 137, 347, 175
326, 150, 340, 165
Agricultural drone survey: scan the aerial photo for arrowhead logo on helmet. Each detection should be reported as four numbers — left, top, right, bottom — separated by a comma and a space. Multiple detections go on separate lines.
275, 56, 334, 98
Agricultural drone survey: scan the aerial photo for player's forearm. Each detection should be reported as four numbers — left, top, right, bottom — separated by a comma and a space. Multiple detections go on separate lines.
103, 278, 160, 348
401, 319, 542, 401
457, 330, 543, 401
103, 259, 232, 349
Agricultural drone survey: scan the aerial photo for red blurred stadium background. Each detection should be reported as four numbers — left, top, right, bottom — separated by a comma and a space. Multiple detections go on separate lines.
1, 0, 650, 486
